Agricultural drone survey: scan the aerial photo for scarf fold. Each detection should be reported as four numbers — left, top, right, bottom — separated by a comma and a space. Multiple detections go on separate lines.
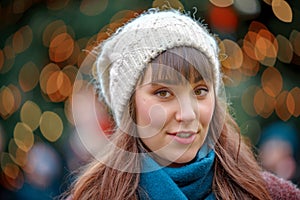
139, 149, 216, 200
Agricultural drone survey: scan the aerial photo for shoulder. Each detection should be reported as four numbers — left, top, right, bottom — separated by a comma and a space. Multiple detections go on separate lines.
262, 171, 300, 200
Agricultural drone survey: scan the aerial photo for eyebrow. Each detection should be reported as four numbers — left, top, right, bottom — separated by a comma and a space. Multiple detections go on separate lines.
149, 77, 206, 86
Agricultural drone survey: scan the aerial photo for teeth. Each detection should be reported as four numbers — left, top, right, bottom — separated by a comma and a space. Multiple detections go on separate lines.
176, 133, 193, 138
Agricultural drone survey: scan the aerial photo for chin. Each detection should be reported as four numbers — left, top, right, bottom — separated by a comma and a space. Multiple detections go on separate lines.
166, 150, 198, 167
175, 153, 197, 163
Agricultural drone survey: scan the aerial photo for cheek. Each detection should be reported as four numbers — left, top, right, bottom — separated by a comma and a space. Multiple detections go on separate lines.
135, 97, 151, 126
199, 98, 215, 126
135, 97, 167, 136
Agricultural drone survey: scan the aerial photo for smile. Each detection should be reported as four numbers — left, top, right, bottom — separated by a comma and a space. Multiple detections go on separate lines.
176, 132, 194, 138
167, 131, 197, 144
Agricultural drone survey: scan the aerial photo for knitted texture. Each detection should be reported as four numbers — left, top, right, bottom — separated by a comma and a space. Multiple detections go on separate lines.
262, 171, 300, 200
139, 150, 215, 200
95, 9, 220, 126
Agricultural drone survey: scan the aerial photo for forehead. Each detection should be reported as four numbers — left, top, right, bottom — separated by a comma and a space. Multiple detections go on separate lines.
138, 47, 213, 86
140, 63, 203, 85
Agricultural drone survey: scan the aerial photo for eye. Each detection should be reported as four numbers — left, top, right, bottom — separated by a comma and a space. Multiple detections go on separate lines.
194, 87, 208, 97
155, 90, 171, 98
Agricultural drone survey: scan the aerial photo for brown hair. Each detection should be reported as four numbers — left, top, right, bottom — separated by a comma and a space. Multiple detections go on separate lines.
66, 47, 271, 200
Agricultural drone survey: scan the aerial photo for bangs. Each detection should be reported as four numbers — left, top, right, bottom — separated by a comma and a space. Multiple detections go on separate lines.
140, 46, 215, 86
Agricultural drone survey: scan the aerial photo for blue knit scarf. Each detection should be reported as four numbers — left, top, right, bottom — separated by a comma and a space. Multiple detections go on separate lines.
139, 149, 216, 200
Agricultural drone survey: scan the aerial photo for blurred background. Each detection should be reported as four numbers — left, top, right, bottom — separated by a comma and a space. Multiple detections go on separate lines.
0, 0, 299, 199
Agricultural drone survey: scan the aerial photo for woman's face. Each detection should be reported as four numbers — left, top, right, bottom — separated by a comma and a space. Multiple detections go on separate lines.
135, 65, 215, 166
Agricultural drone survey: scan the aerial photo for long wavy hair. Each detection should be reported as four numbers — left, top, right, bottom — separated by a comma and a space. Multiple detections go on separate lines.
66, 47, 272, 200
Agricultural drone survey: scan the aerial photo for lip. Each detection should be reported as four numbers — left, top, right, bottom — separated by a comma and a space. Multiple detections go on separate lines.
167, 131, 197, 145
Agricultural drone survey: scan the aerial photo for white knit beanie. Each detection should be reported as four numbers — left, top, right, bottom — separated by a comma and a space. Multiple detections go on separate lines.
94, 9, 221, 126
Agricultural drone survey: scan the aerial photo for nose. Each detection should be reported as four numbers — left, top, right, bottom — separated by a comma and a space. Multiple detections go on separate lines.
175, 95, 197, 122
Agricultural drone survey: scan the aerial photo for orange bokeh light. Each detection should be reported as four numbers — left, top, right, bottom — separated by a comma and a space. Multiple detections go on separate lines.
110, 10, 137, 24
222, 68, 243, 87
12, 25, 33, 54
243, 31, 258, 61
46, 71, 72, 102
40, 63, 60, 94
1, 45, 15, 74
289, 87, 300, 117
275, 91, 292, 121
276, 34, 293, 63
240, 50, 260, 76
272, 0, 293, 23
261, 67, 283, 97
253, 88, 275, 118
0, 87, 15, 119
49, 33, 74, 63
221, 39, 243, 69
43, 20, 67, 47
7, 84, 21, 115
289, 30, 300, 57
254, 29, 278, 66
249, 21, 268, 33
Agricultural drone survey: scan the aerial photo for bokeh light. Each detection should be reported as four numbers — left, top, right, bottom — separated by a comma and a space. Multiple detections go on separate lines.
23, 142, 62, 188
13, 122, 34, 152
254, 29, 278, 66
234, 0, 260, 16
1, 152, 24, 190
12, 25, 33, 54
240, 49, 260, 77
43, 20, 67, 47
271, 0, 293, 23
80, 0, 108, 16
209, 5, 238, 33
49, 33, 74, 63
221, 39, 243, 69
39, 63, 60, 94
222, 68, 243, 87
110, 9, 137, 24
242, 21, 279, 67
254, 88, 276, 118
261, 67, 283, 97
275, 91, 292, 121
46, 70, 72, 102
47, 0, 70, 10
0, 86, 15, 119
20, 101, 42, 131
8, 139, 28, 167
0, 45, 15, 74
39, 111, 63, 142
289, 87, 300, 117
276, 34, 293, 63
18, 62, 39, 92
64, 97, 74, 125
289, 30, 300, 57
153, 0, 184, 10
7, 84, 22, 114
209, 0, 233, 8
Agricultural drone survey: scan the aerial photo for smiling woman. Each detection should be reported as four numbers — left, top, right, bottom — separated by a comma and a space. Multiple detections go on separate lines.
134, 47, 216, 166
65, 8, 300, 200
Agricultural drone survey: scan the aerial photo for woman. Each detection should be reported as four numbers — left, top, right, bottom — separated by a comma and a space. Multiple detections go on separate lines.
68, 9, 300, 199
